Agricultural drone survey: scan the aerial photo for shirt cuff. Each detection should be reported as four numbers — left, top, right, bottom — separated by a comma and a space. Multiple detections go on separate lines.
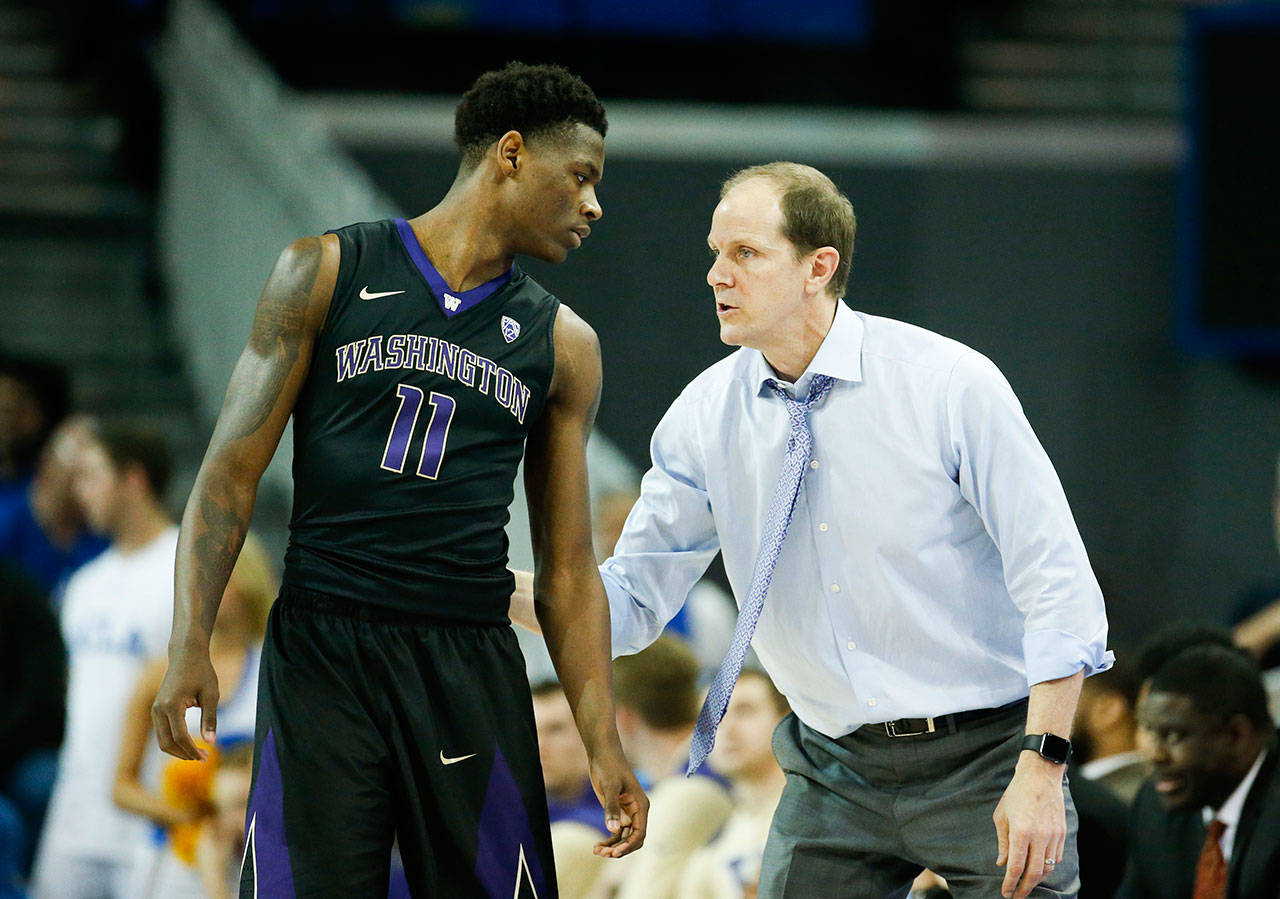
1022, 629, 1114, 686
600, 562, 659, 658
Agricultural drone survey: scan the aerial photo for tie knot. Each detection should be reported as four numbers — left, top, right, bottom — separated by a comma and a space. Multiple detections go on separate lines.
767, 374, 835, 410
1207, 819, 1226, 841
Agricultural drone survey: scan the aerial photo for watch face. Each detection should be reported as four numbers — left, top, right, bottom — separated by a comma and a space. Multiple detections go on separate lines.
1022, 733, 1072, 764
1040, 733, 1072, 764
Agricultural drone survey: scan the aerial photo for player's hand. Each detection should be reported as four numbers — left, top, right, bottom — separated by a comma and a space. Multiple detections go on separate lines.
993, 754, 1066, 899
152, 643, 220, 761
587, 746, 649, 859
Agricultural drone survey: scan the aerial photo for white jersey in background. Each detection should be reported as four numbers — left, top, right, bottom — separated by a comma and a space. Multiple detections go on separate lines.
31, 526, 179, 899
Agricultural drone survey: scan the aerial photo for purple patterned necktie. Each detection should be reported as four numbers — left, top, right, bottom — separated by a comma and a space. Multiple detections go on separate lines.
687, 373, 835, 775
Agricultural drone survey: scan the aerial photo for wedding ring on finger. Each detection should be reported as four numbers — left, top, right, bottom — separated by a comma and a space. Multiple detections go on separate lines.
1045, 858, 1057, 866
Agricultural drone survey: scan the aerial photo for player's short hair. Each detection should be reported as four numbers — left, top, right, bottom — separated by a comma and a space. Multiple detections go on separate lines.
721, 162, 856, 299
738, 667, 791, 716
454, 62, 607, 169
91, 419, 172, 499
613, 636, 700, 730
1147, 644, 1273, 730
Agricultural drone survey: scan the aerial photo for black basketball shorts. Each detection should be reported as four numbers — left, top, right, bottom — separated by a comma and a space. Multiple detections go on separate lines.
240, 584, 557, 898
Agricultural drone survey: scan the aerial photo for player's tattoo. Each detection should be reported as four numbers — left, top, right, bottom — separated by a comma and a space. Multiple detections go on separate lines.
182, 238, 323, 620
230, 237, 320, 440
191, 468, 247, 629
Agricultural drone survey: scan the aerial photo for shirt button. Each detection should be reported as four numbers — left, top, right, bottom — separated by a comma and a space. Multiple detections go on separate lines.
831, 583, 840, 593
867, 698, 878, 708
819, 522, 829, 532
846, 640, 856, 651
810, 460, 820, 469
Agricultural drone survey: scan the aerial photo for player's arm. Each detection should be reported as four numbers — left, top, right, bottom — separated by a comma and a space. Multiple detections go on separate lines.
153, 234, 337, 761
524, 305, 647, 859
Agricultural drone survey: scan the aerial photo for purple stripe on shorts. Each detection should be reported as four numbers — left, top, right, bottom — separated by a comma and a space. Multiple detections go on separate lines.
244, 728, 296, 897
474, 746, 548, 898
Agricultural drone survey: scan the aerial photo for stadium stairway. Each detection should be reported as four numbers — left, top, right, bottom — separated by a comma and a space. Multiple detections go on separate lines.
0, 0, 206, 491
960, 0, 1184, 116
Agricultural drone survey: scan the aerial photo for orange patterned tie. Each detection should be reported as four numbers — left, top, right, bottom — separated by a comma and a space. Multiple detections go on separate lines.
1193, 819, 1228, 899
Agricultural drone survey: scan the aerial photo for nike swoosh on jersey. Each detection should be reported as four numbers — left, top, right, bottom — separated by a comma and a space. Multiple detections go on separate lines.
360, 286, 406, 300
440, 750, 477, 765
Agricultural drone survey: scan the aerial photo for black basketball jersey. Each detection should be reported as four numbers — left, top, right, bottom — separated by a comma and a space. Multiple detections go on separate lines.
283, 218, 560, 622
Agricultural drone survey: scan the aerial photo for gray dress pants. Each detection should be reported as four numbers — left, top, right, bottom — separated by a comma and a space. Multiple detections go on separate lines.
759, 701, 1080, 899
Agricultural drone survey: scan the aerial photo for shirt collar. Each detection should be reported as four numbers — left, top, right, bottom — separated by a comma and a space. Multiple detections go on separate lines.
1204, 748, 1268, 829
752, 299, 865, 397
1078, 749, 1144, 782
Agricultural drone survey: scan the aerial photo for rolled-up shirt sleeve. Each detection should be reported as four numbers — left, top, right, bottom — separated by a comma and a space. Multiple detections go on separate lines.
946, 351, 1114, 685
600, 392, 722, 658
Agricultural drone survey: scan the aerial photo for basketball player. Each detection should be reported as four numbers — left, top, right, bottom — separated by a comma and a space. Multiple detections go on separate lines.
152, 63, 647, 897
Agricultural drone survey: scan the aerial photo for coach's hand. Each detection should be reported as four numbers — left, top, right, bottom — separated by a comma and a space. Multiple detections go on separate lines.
152, 643, 220, 762
994, 755, 1066, 899
588, 745, 649, 859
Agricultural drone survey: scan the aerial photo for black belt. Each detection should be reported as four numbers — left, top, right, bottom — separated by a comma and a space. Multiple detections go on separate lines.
875, 698, 1027, 738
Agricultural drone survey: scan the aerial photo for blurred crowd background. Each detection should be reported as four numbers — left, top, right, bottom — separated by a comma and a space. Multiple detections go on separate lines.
1, 0, 1278, 896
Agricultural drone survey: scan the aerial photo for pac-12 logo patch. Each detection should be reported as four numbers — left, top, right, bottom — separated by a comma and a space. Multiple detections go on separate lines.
501, 316, 521, 343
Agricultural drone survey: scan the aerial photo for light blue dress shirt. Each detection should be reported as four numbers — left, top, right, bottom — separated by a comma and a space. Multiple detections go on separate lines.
600, 301, 1113, 739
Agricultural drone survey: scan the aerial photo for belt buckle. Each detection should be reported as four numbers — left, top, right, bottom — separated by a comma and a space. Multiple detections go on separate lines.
885, 718, 936, 738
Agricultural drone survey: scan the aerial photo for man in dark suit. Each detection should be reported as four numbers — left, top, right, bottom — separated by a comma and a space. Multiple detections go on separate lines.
1119, 644, 1280, 898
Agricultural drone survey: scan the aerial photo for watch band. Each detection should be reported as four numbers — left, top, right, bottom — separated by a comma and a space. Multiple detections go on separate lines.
1020, 732, 1072, 765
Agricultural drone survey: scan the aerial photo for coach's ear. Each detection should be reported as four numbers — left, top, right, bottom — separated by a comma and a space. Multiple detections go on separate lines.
496, 130, 525, 177
806, 246, 839, 296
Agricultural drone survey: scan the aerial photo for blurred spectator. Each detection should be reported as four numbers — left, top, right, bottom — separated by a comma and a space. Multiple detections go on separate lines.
593, 487, 736, 677
675, 668, 789, 898
1231, 452, 1280, 669
0, 416, 108, 597
611, 637, 733, 899
1070, 652, 1142, 896
194, 741, 255, 899
0, 563, 65, 883
531, 680, 608, 898
1119, 645, 1279, 898
1073, 660, 1144, 804
29, 421, 178, 899
1135, 623, 1236, 695
0, 792, 23, 899
112, 533, 275, 898
0, 358, 70, 507
612, 639, 704, 784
